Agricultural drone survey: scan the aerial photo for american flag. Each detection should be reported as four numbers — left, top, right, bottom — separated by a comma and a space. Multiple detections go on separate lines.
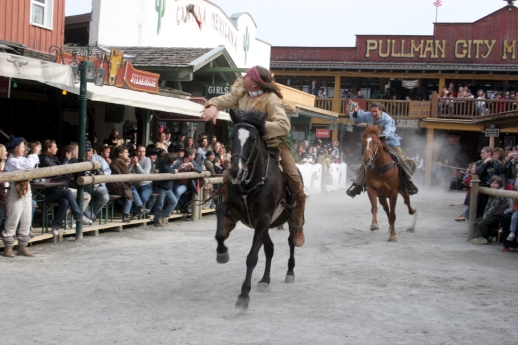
159, 122, 164, 132
433, 0, 442, 7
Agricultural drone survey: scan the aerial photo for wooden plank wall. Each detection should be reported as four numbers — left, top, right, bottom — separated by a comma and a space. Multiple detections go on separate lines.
0, 0, 65, 53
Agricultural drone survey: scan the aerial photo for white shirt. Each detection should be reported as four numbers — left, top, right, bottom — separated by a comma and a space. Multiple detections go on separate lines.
4, 153, 39, 172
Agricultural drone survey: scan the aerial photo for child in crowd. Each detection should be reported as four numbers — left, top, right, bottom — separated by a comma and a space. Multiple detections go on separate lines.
471, 176, 509, 245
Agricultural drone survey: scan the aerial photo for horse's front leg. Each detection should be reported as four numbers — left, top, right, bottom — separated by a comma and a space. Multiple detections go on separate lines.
286, 230, 295, 283
388, 194, 397, 242
258, 232, 274, 291
236, 215, 271, 310
367, 189, 379, 231
215, 202, 236, 263
399, 189, 417, 232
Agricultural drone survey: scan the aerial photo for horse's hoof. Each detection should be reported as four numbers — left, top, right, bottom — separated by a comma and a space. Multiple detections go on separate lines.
235, 296, 250, 310
388, 237, 397, 242
257, 282, 269, 292
216, 251, 229, 264
406, 228, 415, 233
370, 224, 379, 231
285, 274, 295, 283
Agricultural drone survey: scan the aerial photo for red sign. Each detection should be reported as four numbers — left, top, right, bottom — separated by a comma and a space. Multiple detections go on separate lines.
57, 52, 160, 94
0, 77, 10, 99
123, 62, 160, 94
316, 129, 331, 138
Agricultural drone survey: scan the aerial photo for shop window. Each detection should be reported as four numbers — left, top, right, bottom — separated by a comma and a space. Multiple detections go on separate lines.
31, 0, 53, 30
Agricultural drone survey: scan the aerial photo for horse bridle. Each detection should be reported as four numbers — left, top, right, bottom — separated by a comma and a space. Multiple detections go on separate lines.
363, 138, 381, 165
230, 123, 269, 191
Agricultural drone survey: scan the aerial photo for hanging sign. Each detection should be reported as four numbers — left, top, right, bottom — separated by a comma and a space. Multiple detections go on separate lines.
402, 80, 419, 89
316, 129, 331, 138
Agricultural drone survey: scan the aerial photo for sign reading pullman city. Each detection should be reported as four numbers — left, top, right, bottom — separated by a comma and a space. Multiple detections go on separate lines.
356, 6, 518, 64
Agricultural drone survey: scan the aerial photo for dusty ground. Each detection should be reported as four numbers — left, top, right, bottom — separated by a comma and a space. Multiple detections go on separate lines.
1, 187, 517, 345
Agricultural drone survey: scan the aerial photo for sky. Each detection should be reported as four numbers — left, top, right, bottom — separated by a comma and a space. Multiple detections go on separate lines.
65, 0, 509, 47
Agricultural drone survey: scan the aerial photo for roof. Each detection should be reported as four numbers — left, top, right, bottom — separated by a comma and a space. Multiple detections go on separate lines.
63, 46, 213, 68
270, 61, 518, 72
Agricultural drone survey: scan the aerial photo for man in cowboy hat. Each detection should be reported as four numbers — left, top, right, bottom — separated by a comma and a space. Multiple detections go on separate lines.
169, 131, 186, 153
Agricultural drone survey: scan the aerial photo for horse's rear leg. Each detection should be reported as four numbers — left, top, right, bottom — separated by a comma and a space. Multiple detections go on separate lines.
258, 233, 274, 291
236, 216, 271, 310
367, 190, 379, 231
399, 189, 417, 232
215, 203, 236, 264
388, 196, 397, 242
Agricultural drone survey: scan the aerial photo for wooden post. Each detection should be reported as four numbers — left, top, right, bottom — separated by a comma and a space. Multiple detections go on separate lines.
332, 75, 341, 114
191, 190, 201, 221
425, 128, 434, 187
468, 174, 480, 241
431, 91, 438, 118
489, 136, 495, 148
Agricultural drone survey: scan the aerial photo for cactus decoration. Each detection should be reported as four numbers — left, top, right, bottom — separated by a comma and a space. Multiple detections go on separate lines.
156, 0, 166, 35
243, 27, 250, 65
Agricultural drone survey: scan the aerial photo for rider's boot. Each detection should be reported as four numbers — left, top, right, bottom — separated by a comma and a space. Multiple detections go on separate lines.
405, 178, 419, 195
346, 183, 363, 198
290, 193, 306, 247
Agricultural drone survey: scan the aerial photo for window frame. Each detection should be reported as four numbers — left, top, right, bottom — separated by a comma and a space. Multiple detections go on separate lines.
30, 0, 54, 30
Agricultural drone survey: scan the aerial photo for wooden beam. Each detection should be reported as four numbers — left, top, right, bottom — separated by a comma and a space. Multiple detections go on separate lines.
0, 162, 101, 183
77, 171, 211, 185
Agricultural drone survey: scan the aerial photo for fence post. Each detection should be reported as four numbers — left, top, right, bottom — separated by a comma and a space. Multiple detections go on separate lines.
431, 91, 438, 118
468, 174, 480, 240
191, 183, 202, 221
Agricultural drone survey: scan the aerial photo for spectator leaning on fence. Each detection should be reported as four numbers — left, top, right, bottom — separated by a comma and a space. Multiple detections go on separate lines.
171, 147, 203, 213
471, 176, 509, 245
129, 145, 153, 211
83, 142, 110, 222
108, 145, 150, 223
152, 153, 179, 228
1, 136, 40, 257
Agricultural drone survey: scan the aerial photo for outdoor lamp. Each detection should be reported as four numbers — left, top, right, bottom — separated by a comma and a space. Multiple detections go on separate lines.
95, 67, 105, 87
71, 65, 80, 84
85, 60, 95, 82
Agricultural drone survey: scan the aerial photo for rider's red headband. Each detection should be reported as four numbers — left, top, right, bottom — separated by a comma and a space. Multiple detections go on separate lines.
245, 66, 264, 83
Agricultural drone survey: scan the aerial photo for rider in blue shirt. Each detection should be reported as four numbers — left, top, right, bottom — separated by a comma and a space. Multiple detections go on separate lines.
347, 102, 418, 197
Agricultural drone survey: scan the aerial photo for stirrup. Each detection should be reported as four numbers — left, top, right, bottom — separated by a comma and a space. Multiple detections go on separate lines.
405, 181, 418, 195
346, 184, 363, 198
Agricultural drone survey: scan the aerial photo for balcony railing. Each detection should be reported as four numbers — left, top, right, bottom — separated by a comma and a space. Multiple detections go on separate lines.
312, 93, 518, 119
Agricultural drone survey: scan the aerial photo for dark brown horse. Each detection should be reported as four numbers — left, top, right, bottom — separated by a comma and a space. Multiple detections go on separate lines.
215, 110, 297, 310
362, 125, 416, 241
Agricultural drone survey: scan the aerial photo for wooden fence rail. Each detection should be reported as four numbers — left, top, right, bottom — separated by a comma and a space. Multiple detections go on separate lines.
0, 162, 101, 183
77, 171, 211, 185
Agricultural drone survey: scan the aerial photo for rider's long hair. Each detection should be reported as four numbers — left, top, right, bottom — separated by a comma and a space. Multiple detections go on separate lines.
255, 66, 283, 100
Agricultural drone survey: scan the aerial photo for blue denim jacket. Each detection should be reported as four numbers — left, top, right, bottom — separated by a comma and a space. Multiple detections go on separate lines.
350, 110, 402, 147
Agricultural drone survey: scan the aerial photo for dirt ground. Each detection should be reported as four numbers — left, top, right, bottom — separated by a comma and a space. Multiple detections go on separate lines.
1, 187, 517, 345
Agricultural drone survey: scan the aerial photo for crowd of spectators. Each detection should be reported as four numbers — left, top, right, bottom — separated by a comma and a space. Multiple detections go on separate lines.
0, 127, 232, 251
449, 145, 518, 252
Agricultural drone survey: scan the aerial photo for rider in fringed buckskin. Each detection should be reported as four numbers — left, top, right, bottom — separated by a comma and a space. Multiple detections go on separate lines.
200, 66, 306, 247
347, 102, 419, 198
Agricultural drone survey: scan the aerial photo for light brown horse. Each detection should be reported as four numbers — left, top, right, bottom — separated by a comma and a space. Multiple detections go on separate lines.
362, 125, 416, 241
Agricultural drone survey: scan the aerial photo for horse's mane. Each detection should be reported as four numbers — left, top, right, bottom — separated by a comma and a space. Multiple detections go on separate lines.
362, 125, 390, 153
233, 110, 266, 138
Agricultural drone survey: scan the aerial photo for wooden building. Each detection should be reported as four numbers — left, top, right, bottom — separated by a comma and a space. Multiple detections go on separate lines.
270, 2, 518, 186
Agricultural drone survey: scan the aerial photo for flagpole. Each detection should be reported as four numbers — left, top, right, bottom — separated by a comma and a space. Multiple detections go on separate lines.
436, 6, 438, 22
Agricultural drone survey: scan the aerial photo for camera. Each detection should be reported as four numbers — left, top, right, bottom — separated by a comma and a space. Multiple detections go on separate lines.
349, 101, 357, 111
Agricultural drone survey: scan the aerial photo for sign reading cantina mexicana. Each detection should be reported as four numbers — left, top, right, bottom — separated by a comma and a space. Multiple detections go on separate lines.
364, 39, 518, 60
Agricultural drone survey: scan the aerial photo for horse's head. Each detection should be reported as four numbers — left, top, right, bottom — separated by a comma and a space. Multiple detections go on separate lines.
362, 125, 383, 168
229, 110, 266, 184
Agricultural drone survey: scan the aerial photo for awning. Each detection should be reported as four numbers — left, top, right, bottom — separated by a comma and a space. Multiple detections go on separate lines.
0, 52, 74, 88
294, 103, 339, 122
56, 82, 231, 121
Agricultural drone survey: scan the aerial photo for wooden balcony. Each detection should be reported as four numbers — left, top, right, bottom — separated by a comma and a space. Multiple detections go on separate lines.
313, 93, 518, 122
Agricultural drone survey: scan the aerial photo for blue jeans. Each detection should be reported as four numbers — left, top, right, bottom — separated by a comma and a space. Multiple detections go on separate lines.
135, 184, 152, 207
173, 184, 188, 201
122, 185, 144, 214
153, 188, 178, 222
45, 187, 83, 228
463, 206, 469, 218
510, 210, 518, 233
84, 185, 110, 218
